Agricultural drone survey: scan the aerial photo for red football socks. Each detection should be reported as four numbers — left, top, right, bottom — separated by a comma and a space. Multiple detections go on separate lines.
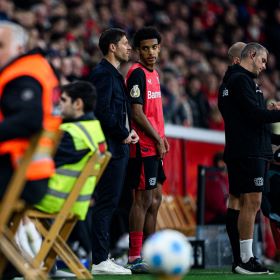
128, 231, 143, 263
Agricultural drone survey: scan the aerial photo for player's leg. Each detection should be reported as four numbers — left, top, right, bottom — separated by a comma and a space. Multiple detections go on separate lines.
127, 157, 161, 273
143, 159, 166, 240
235, 158, 270, 275
127, 157, 155, 264
143, 183, 162, 238
128, 189, 153, 263
226, 160, 241, 270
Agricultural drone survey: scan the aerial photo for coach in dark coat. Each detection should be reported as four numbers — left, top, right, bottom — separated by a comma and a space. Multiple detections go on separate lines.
89, 28, 138, 275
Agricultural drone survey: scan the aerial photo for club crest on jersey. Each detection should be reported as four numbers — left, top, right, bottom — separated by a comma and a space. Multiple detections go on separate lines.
130, 85, 140, 98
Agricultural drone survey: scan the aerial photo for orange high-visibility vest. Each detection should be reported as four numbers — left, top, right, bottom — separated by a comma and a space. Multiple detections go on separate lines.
0, 53, 61, 180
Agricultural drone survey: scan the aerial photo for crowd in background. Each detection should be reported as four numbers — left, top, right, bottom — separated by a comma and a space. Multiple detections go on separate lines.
2, 0, 280, 131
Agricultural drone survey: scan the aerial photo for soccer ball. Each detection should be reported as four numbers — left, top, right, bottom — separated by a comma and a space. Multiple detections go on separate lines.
142, 229, 193, 276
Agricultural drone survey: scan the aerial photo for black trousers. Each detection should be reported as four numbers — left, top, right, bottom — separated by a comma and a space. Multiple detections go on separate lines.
91, 147, 129, 264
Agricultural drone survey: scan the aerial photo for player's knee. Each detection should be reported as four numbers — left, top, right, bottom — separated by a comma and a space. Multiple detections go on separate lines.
151, 190, 162, 211
244, 196, 261, 212
135, 191, 153, 210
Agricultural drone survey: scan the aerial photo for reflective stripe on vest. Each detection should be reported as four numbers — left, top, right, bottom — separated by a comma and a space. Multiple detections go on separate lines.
73, 122, 97, 150
46, 188, 92, 201
55, 121, 98, 178
35, 120, 106, 220
56, 168, 81, 177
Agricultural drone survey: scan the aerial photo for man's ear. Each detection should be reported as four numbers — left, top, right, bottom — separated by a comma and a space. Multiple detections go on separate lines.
109, 43, 116, 53
74, 98, 83, 111
17, 45, 26, 56
249, 50, 256, 59
234, 57, 240, 64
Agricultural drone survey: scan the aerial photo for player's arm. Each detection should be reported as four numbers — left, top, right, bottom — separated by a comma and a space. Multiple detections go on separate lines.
231, 75, 280, 123
127, 68, 166, 158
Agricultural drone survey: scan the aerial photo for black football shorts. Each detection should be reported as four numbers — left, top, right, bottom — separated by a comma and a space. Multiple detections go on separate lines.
126, 156, 166, 190
226, 157, 269, 197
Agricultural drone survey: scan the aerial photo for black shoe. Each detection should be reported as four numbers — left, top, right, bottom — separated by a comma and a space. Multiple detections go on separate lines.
231, 262, 237, 273
126, 258, 150, 274
253, 257, 274, 274
235, 257, 269, 275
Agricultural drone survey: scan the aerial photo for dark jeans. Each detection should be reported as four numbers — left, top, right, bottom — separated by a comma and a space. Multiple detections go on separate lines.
91, 147, 129, 264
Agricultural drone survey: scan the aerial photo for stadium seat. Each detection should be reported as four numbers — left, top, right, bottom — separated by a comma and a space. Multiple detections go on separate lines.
26, 150, 111, 279
157, 195, 196, 236
0, 129, 62, 280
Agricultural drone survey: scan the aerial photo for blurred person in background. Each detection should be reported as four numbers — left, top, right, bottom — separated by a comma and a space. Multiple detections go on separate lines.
261, 144, 280, 263
0, 21, 61, 278
0, 20, 61, 205
185, 75, 209, 128
204, 152, 229, 225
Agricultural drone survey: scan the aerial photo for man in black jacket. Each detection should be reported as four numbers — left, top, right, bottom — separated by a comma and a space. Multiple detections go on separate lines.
89, 28, 138, 275
218, 42, 246, 272
219, 42, 280, 274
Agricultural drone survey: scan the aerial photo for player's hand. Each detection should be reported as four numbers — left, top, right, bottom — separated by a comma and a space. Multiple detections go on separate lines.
163, 137, 170, 153
122, 130, 139, 144
267, 101, 280, 110
122, 135, 132, 144
130, 129, 139, 144
156, 138, 167, 159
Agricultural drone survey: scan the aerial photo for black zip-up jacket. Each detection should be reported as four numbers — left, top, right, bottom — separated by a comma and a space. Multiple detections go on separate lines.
218, 64, 280, 161
89, 59, 130, 158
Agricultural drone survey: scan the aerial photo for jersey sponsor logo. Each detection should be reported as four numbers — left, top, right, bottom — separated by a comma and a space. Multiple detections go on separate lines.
254, 177, 264, 187
147, 90, 161, 99
149, 177, 156, 186
222, 88, 228, 97
147, 79, 152, 84
130, 85, 141, 98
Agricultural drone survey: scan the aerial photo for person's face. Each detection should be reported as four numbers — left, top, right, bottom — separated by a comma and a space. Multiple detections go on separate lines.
0, 26, 21, 67
114, 35, 131, 63
252, 50, 267, 76
59, 92, 76, 119
138, 39, 160, 70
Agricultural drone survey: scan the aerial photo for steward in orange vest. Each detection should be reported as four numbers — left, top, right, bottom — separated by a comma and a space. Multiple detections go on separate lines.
0, 49, 61, 204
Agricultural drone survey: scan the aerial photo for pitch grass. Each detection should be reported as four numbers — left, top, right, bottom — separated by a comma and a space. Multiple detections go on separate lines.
92, 266, 280, 280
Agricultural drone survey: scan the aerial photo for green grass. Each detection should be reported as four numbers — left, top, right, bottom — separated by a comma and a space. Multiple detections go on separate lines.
91, 266, 280, 280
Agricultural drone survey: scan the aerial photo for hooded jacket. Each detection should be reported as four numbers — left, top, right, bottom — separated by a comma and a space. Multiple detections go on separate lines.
218, 64, 280, 161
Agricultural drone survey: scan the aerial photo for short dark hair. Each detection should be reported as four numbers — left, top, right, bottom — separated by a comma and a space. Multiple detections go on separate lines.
60, 81, 96, 112
98, 28, 127, 55
133, 26, 161, 49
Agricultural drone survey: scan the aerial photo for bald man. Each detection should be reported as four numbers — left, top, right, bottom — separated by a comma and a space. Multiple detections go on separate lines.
218, 42, 245, 272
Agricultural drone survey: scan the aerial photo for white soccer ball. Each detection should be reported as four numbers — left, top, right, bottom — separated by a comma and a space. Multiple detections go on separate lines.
142, 229, 193, 276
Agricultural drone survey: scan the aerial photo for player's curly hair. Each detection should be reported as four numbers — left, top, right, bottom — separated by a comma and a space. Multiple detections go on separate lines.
133, 26, 161, 49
